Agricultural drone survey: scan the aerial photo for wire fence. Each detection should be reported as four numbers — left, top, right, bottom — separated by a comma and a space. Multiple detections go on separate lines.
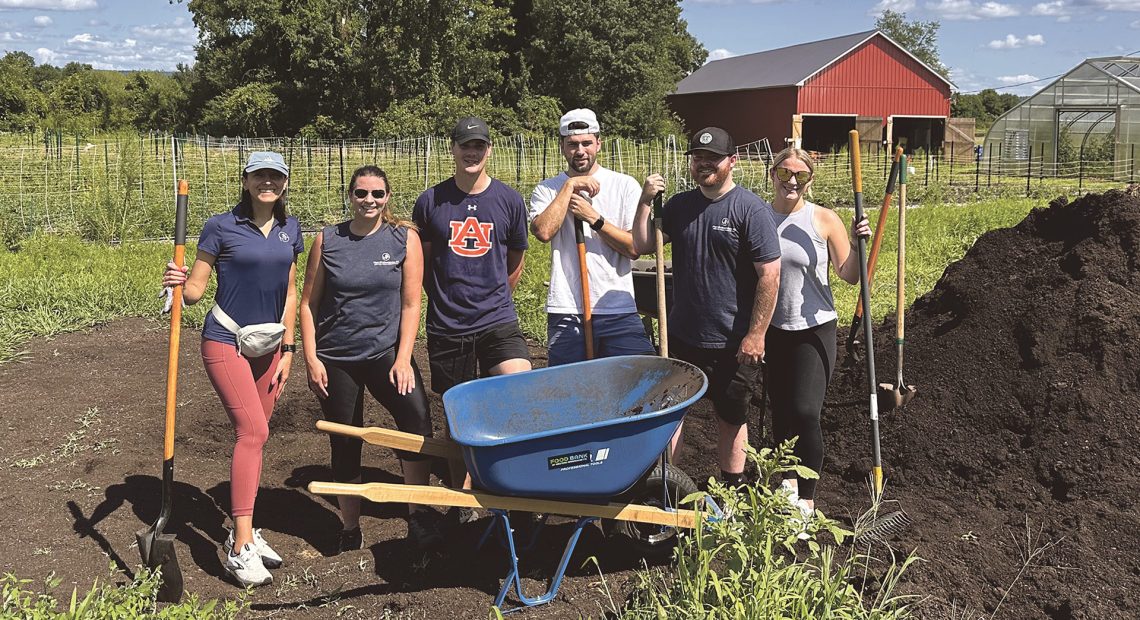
0, 131, 1136, 244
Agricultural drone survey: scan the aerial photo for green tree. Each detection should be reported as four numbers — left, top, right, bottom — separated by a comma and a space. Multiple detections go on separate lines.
126, 71, 191, 131
875, 9, 949, 79
0, 52, 45, 131
201, 82, 280, 135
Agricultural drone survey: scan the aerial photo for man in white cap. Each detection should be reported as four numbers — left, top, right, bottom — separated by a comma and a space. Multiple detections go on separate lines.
529, 108, 656, 365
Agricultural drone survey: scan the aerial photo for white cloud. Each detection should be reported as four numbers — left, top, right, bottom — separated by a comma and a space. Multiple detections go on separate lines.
0, 30, 28, 41
32, 15, 51, 26
130, 18, 195, 40
1131, 18, 1140, 26
998, 73, 1039, 84
873, 0, 917, 12
33, 46, 57, 64
0, 0, 96, 9
1070, 0, 1140, 10
1031, 0, 1068, 14
707, 48, 736, 62
926, 0, 1020, 19
987, 33, 1046, 48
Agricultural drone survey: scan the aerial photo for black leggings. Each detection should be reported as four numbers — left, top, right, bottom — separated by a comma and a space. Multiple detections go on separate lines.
765, 320, 836, 500
319, 351, 433, 483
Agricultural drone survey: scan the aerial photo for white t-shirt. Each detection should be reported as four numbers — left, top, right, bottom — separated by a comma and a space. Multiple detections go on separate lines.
529, 166, 641, 315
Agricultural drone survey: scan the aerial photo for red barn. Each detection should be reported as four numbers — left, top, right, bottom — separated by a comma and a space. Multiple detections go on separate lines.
668, 30, 954, 154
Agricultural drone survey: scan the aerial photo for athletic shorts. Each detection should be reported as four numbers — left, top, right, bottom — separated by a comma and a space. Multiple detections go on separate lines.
670, 338, 760, 426
547, 312, 656, 366
426, 320, 531, 394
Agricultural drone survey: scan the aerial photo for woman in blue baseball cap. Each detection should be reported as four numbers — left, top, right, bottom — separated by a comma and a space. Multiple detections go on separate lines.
161, 150, 304, 587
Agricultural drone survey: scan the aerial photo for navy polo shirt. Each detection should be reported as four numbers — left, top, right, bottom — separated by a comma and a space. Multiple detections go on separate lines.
198, 206, 305, 346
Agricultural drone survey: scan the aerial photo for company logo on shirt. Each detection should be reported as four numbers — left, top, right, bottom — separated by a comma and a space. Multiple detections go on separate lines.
448, 216, 494, 257
372, 252, 398, 266
278, 231, 291, 243
712, 216, 736, 234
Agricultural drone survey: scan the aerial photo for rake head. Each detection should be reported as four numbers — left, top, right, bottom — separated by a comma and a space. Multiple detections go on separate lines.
855, 509, 913, 544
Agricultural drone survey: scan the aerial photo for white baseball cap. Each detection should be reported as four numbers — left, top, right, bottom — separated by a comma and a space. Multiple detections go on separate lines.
559, 108, 600, 136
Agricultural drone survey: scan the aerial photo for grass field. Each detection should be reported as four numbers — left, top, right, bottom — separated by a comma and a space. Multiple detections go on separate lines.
0, 197, 1041, 364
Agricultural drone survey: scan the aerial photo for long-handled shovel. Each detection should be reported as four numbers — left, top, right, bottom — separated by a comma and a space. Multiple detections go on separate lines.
848, 134, 911, 542
653, 191, 668, 358
878, 154, 916, 412
576, 191, 595, 359
136, 179, 188, 603
845, 147, 902, 359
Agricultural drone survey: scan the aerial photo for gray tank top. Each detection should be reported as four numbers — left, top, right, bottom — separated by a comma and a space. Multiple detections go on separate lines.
770, 201, 837, 330
315, 221, 408, 362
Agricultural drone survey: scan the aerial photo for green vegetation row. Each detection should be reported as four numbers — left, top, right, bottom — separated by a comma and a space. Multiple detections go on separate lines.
0, 197, 1043, 365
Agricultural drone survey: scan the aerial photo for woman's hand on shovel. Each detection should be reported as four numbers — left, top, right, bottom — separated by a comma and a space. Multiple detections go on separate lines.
159, 261, 188, 313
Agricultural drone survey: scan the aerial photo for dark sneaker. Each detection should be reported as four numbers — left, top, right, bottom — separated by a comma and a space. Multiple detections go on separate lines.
338, 527, 362, 553
407, 509, 444, 551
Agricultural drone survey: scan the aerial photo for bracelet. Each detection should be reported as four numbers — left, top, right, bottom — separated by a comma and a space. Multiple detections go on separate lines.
281, 344, 297, 353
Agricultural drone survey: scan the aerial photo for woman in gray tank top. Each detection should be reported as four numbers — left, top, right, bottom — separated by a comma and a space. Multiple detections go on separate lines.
299, 166, 441, 553
765, 147, 870, 528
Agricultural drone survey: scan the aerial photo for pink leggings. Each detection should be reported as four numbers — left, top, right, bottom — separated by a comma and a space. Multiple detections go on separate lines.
201, 339, 280, 518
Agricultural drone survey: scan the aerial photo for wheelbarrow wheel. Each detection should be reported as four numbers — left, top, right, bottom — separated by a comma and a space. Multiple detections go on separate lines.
604, 462, 697, 561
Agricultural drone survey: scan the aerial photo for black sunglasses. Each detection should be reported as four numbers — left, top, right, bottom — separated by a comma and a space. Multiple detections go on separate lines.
352, 188, 387, 199
774, 167, 812, 184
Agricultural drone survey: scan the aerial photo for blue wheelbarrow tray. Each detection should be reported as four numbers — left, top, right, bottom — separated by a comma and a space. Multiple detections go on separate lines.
443, 355, 707, 501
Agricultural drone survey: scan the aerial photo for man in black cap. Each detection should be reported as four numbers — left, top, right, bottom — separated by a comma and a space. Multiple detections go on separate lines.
633, 126, 781, 488
413, 117, 532, 504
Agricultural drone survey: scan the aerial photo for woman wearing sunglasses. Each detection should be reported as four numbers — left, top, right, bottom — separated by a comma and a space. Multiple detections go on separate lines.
765, 147, 870, 523
299, 165, 441, 553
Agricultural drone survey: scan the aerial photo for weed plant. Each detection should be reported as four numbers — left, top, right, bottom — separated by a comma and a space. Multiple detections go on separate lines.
619, 443, 922, 619
0, 565, 246, 618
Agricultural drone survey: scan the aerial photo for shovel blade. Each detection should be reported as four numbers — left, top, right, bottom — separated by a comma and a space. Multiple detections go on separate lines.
877, 383, 916, 412
136, 527, 183, 603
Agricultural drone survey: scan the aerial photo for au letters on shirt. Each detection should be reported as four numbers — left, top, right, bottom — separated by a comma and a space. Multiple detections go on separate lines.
448, 215, 494, 257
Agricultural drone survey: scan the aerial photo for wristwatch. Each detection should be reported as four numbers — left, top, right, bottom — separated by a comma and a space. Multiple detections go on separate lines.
590, 215, 606, 231
281, 344, 297, 353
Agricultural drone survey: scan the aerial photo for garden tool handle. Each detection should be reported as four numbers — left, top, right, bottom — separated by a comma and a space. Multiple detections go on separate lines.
896, 156, 908, 385
164, 180, 188, 461
653, 191, 668, 357
576, 191, 594, 359
848, 131, 883, 495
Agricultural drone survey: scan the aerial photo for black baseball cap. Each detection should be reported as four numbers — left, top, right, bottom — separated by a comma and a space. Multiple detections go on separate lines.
684, 127, 735, 156
451, 116, 491, 144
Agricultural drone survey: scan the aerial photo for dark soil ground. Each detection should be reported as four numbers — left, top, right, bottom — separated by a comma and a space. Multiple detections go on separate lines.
1, 188, 1137, 618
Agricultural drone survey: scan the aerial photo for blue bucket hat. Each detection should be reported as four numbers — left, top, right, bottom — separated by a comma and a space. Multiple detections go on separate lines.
244, 151, 289, 176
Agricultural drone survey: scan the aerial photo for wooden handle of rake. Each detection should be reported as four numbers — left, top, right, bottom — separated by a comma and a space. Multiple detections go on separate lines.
164, 180, 188, 461
575, 191, 594, 360
653, 191, 668, 358
846, 147, 902, 352
849, 132, 884, 495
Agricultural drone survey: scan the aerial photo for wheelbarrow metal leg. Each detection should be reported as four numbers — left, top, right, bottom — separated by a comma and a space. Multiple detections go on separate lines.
492, 510, 598, 613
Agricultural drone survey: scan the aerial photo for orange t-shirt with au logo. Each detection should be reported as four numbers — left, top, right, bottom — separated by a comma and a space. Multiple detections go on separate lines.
413, 177, 530, 335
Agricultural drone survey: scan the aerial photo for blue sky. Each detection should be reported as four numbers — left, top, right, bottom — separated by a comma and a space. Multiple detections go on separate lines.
1, 0, 1138, 95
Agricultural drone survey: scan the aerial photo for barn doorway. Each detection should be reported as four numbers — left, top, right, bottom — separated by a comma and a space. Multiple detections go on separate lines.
800, 114, 856, 153
891, 116, 946, 154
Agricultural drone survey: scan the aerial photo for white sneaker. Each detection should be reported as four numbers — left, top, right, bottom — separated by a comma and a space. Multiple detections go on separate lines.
791, 498, 814, 541
223, 542, 273, 587
224, 528, 283, 569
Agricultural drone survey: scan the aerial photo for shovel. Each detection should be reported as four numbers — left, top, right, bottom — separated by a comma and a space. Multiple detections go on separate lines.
845, 147, 902, 359
878, 154, 916, 412
576, 191, 595, 359
136, 179, 188, 603
847, 133, 911, 542
653, 190, 668, 358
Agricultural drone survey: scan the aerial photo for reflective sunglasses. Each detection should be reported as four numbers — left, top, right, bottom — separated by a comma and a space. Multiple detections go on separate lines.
774, 167, 812, 184
352, 188, 387, 199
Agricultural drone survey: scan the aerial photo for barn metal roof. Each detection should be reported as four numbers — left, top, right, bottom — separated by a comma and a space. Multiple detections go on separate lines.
673, 30, 953, 95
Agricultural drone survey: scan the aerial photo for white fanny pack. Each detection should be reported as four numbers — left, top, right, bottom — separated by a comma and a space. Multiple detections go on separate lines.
210, 304, 285, 358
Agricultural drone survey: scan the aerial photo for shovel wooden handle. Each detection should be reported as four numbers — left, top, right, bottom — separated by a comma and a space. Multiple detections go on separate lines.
896, 156, 908, 385
308, 481, 698, 529
653, 191, 668, 357
164, 180, 188, 461
316, 420, 463, 460
575, 191, 594, 360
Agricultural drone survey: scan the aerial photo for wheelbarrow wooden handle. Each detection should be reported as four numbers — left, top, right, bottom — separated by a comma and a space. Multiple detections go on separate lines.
315, 420, 463, 460
308, 481, 699, 529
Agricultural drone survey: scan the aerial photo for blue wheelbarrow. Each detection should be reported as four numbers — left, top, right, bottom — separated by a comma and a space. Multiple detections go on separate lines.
309, 355, 715, 613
